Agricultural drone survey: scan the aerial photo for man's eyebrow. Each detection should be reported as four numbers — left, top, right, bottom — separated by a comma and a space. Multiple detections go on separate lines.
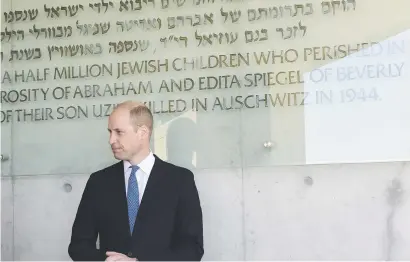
108, 128, 123, 132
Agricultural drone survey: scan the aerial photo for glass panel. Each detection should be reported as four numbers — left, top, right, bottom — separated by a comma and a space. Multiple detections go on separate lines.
304, 29, 410, 164
0, 122, 12, 176
1, 0, 410, 175
241, 0, 410, 166
1, 0, 13, 176
1, 0, 246, 173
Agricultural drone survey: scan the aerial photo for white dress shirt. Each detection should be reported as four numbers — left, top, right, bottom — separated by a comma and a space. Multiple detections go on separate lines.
123, 151, 155, 203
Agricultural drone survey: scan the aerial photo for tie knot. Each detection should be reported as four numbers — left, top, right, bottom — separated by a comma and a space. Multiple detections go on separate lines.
130, 165, 139, 174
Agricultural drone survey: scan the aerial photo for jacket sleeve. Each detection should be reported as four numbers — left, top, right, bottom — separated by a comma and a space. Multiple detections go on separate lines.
166, 169, 204, 261
68, 174, 106, 261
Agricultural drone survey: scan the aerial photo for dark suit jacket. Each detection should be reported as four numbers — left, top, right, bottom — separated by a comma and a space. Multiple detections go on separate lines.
68, 155, 204, 261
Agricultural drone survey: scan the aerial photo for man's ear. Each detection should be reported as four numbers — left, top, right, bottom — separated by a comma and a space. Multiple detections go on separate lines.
139, 125, 150, 138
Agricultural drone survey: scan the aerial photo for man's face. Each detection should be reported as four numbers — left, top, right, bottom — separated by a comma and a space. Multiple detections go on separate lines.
108, 108, 141, 161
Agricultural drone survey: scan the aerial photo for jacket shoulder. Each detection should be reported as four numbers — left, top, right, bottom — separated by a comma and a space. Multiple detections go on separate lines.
156, 157, 194, 179
88, 161, 122, 182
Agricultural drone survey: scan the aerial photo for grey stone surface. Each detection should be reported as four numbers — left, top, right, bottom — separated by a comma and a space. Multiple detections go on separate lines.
12, 174, 88, 260
193, 168, 244, 260
4, 164, 410, 260
243, 162, 409, 260
389, 162, 410, 260
1, 177, 13, 261
8, 169, 245, 261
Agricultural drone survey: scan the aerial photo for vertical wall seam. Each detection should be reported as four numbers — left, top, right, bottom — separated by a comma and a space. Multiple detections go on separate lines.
385, 162, 406, 260
239, 109, 246, 261
9, 0, 15, 258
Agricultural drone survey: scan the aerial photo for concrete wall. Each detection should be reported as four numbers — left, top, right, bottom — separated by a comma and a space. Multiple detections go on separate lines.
2, 163, 410, 260
2, 0, 410, 260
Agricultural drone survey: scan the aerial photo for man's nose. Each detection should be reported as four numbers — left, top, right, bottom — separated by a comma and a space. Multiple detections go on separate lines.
109, 134, 116, 145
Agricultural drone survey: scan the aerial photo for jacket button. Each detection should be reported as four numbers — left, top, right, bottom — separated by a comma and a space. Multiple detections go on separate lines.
128, 252, 133, 257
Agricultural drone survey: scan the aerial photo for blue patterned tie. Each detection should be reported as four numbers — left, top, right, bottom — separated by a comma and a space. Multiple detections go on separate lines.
127, 165, 140, 234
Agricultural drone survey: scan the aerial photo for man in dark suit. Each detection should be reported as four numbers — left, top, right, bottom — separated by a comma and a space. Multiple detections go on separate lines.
68, 101, 204, 261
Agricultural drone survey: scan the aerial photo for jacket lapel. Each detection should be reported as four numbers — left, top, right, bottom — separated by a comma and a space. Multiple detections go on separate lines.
110, 161, 132, 236
131, 155, 164, 236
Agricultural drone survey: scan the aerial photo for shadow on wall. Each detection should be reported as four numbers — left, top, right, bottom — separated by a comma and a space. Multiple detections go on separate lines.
166, 117, 197, 170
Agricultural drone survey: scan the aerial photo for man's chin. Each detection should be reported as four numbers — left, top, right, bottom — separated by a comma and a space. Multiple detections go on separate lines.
112, 151, 125, 160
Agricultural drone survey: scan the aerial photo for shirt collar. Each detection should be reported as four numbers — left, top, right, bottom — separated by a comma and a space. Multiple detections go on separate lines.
123, 151, 155, 175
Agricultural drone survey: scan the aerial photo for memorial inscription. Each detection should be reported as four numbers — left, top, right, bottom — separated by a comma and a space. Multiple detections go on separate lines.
0, 0, 407, 124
